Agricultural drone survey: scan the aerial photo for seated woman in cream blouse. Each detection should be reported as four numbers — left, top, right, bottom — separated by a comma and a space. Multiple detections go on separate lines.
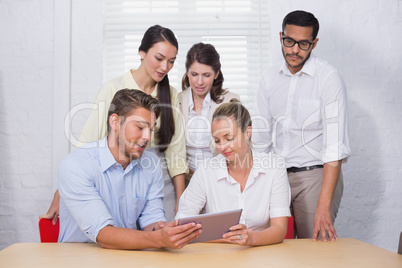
176, 100, 291, 246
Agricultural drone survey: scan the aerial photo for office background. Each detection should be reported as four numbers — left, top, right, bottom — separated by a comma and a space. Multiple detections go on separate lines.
0, 0, 401, 252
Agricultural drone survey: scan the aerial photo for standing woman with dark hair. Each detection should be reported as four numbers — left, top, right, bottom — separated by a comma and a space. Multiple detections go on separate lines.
178, 43, 239, 187
41, 25, 187, 222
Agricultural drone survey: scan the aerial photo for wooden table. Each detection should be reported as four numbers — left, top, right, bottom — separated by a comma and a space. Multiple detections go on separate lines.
0, 238, 401, 268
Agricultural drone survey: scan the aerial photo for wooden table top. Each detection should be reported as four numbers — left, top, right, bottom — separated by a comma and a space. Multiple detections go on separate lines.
1, 238, 401, 268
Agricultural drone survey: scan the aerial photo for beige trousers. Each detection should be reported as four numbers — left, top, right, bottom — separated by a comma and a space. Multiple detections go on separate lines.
288, 168, 343, 239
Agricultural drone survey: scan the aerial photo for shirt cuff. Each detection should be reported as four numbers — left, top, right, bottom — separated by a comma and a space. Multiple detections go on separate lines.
91, 219, 114, 243
270, 207, 291, 218
322, 142, 351, 163
138, 212, 166, 230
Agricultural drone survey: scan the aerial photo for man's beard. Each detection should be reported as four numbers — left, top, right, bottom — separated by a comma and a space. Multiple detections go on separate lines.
282, 48, 312, 70
117, 136, 144, 161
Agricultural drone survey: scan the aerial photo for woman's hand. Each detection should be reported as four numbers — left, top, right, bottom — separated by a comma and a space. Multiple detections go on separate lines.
222, 217, 288, 247
39, 190, 60, 225
222, 224, 252, 246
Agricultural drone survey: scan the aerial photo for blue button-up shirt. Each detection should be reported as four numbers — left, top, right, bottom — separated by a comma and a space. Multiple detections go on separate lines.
58, 137, 166, 243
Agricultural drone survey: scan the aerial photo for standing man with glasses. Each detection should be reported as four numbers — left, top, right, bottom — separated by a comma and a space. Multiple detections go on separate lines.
254, 10, 350, 241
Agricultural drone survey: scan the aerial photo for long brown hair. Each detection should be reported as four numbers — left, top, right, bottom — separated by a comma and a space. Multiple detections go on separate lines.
139, 25, 178, 152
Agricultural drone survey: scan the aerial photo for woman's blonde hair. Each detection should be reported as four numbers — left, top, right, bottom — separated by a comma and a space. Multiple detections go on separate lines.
212, 98, 251, 133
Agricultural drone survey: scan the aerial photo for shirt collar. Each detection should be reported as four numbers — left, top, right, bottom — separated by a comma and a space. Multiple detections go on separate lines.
213, 154, 230, 181
279, 53, 316, 77
152, 83, 159, 98
188, 88, 212, 111
99, 136, 139, 173
214, 149, 267, 182
250, 150, 268, 178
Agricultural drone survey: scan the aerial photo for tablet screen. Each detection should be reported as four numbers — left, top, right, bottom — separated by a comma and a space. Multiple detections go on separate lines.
178, 209, 242, 243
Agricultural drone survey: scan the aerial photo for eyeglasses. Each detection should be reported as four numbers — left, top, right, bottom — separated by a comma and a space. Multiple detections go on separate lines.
281, 35, 314, 51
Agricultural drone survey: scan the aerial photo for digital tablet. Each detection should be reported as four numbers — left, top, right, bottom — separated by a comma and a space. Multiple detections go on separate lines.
178, 209, 242, 243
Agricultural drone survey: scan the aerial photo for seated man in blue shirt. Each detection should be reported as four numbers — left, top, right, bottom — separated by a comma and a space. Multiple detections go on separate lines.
57, 89, 201, 249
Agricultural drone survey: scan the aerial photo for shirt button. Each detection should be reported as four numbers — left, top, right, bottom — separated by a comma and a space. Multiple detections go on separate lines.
122, 193, 124, 197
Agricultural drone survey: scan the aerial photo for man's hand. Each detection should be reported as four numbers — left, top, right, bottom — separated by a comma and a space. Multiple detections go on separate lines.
97, 220, 201, 250
144, 221, 166, 232
159, 220, 202, 249
39, 190, 60, 225
153, 221, 166, 231
312, 206, 338, 242
313, 160, 342, 242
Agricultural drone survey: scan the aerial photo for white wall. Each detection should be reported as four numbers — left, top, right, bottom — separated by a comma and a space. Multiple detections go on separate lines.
0, 0, 104, 250
69, 0, 103, 151
0, 0, 401, 252
0, 0, 54, 248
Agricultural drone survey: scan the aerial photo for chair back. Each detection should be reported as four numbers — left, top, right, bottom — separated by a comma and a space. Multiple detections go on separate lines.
39, 218, 59, 243
285, 215, 295, 239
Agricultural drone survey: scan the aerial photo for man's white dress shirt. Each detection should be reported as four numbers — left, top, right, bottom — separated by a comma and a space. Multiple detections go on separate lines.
254, 54, 351, 168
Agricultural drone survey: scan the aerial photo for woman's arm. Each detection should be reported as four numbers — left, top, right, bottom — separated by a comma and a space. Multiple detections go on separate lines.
39, 190, 60, 225
173, 173, 186, 213
175, 169, 206, 219
222, 217, 288, 246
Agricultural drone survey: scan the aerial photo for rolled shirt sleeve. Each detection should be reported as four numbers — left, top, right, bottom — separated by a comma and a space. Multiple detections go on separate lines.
320, 70, 351, 163
269, 159, 292, 218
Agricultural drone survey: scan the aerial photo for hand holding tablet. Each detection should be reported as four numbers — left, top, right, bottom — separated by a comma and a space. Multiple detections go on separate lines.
178, 209, 243, 243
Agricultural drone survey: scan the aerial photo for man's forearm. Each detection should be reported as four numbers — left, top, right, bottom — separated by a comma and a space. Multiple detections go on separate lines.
96, 225, 163, 250
318, 160, 342, 209
96, 221, 202, 250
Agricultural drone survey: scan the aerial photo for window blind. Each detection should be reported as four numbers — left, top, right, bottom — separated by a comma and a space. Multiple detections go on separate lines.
103, 0, 270, 114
